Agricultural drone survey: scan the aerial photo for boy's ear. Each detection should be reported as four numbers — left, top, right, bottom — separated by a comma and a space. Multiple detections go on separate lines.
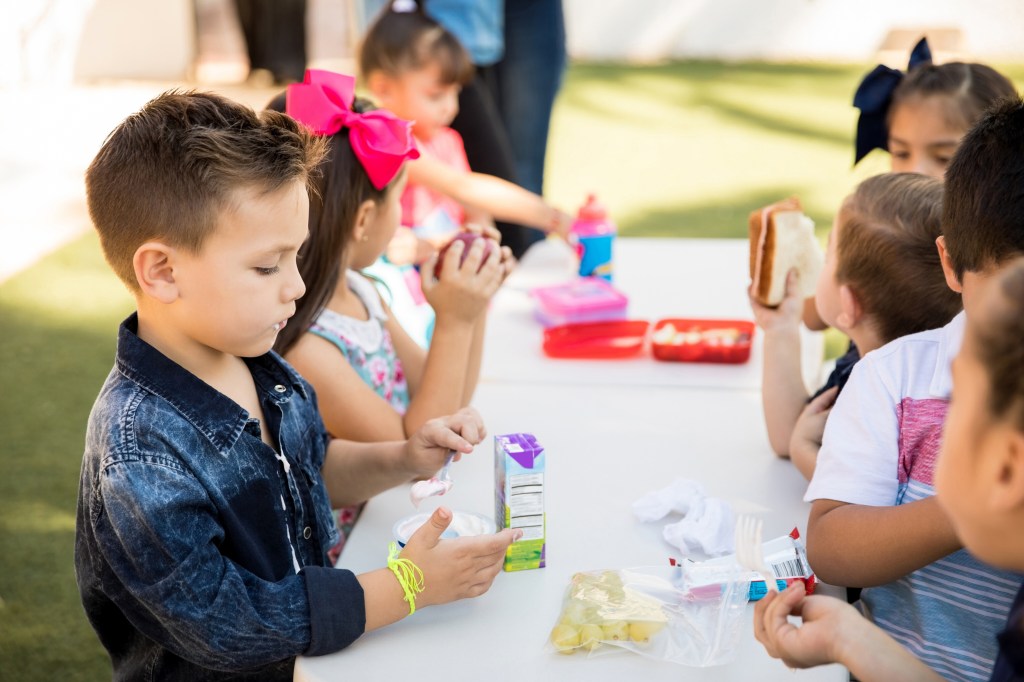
835, 284, 862, 329
937, 236, 963, 294
352, 199, 378, 243
133, 242, 180, 304
990, 423, 1024, 514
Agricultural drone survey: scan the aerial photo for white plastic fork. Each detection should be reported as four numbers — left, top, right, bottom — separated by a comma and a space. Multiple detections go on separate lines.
734, 515, 779, 594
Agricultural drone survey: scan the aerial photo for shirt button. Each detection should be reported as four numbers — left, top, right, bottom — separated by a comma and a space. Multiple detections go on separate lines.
274, 384, 287, 393
303, 526, 312, 540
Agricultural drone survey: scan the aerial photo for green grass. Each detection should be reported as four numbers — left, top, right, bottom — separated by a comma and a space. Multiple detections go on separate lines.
3, 60, 1023, 680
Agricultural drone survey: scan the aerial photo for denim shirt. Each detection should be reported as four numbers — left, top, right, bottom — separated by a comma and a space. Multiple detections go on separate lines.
75, 314, 366, 681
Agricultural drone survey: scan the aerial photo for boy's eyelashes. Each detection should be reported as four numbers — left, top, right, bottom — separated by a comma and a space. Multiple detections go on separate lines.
255, 266, 280, 276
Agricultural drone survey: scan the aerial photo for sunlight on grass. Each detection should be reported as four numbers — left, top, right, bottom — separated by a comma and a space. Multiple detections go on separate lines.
546, 61, 879, 237
1, 233, 133, 322
1, 501, 77, 534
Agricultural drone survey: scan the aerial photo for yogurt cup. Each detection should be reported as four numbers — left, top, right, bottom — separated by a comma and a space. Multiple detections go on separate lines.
392, 511, 496, 547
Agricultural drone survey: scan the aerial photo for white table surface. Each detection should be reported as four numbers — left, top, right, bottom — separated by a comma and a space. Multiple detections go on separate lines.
294, 383, 846, 682
481, 238, 825, 391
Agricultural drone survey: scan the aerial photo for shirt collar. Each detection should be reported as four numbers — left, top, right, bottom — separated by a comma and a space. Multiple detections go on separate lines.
114, 313, 309, 454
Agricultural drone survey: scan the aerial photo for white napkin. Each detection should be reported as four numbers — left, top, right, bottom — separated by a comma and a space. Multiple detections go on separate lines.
631, 478, 706, 522
633, 477, 736, 557
662, 497, 735, 557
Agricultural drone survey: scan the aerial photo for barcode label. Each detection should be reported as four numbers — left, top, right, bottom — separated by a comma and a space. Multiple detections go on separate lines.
770, 557, 807, 579
510, 473, 543, 538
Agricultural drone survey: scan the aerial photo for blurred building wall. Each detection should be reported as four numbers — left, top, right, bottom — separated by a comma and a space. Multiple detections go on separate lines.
4, 0, 1024, 87
563, 0, 1024, 64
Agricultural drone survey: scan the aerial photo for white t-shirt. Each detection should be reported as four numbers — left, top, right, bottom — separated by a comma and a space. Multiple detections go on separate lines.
805, 312, 1022, 682
805, 312, 962, 506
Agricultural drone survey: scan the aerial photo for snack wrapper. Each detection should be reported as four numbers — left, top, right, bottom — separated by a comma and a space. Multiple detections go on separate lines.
672, 528, 816, 601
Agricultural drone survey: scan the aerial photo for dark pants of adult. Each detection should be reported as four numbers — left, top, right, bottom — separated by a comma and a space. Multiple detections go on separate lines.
495, 0, 567, 198
450, 66, 543, 259
233, 0, 307, 84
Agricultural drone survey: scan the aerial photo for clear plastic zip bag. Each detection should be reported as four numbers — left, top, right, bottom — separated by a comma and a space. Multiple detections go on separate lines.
545, 564, 750, 666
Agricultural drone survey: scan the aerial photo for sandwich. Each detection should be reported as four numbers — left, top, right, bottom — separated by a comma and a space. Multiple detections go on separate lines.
748, 198, 823, 307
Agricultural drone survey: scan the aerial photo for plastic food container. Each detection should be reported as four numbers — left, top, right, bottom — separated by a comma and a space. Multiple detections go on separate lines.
392, 511, 496, 547
650, 319, 755, 364
542, 320, 650, 359
532, 277, 628, 328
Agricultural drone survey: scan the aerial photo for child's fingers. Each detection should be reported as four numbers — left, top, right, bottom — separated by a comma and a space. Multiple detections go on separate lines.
458, 238, 487, 274
753, 589, 779, 646
470, 528, 523, 560
482, 224, 502, 242
408, 507, 453, 550
421, 253, 440, 287
424, 423, 473, 454
760, 583, 807, 658
785, 268, 801, 294
809, 386, 839, 412
446, 407, 486, 445
441, 239, 466, 277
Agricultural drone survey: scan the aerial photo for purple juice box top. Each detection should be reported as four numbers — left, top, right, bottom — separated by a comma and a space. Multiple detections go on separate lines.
497, 433, 543, 469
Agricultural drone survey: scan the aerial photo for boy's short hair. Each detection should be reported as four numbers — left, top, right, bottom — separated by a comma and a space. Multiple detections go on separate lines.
358, 2, 474, 86
85, 90, 327, 290
976, 257, 1024, 430
838, 173, 962, 342
943, 97, 1024, 279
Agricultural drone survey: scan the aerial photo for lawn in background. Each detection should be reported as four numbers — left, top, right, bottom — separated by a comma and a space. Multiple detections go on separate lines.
2, 60, 1022, 680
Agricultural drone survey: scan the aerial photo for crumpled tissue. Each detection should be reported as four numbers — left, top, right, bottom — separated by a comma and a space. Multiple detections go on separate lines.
633, 478, 735, 557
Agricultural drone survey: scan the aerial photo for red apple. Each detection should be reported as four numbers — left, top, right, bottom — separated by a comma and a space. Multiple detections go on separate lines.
433, 232, 496, 278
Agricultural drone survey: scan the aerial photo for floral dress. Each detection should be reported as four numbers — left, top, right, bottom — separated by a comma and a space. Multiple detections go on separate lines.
310, 270, 411, 563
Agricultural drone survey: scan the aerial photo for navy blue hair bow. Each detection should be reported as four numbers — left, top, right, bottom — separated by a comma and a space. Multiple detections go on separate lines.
852, 37, 933, 164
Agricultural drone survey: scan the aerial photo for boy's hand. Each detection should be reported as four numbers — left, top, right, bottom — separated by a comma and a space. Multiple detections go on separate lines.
791, 386, 837, 450
749, 269, 804, 333
754, 582, 857, 669
401, 507, 522, 606
421, 238, 504, 323
404, 407, 486, 479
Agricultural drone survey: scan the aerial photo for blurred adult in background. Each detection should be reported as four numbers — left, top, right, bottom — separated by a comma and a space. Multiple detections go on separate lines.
494, 0, 566, 199
234, 0, 307, 84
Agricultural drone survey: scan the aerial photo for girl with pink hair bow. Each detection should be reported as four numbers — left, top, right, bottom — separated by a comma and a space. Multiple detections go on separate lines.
270, 69, 514, 560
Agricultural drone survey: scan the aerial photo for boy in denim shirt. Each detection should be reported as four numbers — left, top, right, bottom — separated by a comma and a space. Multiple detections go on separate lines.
75, 90, 520, 681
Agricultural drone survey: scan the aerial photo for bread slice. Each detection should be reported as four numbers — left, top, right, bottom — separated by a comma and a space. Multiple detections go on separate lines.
748, 199, 822, 307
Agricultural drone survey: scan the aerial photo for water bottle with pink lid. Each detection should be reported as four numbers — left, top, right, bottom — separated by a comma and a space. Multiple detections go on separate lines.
571, 194, 616, 281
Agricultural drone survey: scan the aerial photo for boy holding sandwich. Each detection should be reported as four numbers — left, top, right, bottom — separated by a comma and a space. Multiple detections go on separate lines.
749, 173, 961, 477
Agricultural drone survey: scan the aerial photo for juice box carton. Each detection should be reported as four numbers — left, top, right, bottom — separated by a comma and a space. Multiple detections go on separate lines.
494, 433, 546, 571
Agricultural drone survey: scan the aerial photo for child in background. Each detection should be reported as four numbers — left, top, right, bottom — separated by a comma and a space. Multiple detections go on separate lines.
853, 37, 1018, 178
751, 173, 961, 476
76, 90, 520, 680
803, 38, 1018, 330
268, 70, 511, 556
755, 255, 1024, 682
358, 1, 573, 263
803, 98, 1024, 682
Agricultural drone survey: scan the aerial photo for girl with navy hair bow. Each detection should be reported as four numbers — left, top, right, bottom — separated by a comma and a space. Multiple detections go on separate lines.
801, 41, 1015, 325
853, 37, 1017, 178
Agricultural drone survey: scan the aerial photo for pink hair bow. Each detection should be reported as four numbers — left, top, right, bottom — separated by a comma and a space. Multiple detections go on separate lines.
287, 69, 420, 189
